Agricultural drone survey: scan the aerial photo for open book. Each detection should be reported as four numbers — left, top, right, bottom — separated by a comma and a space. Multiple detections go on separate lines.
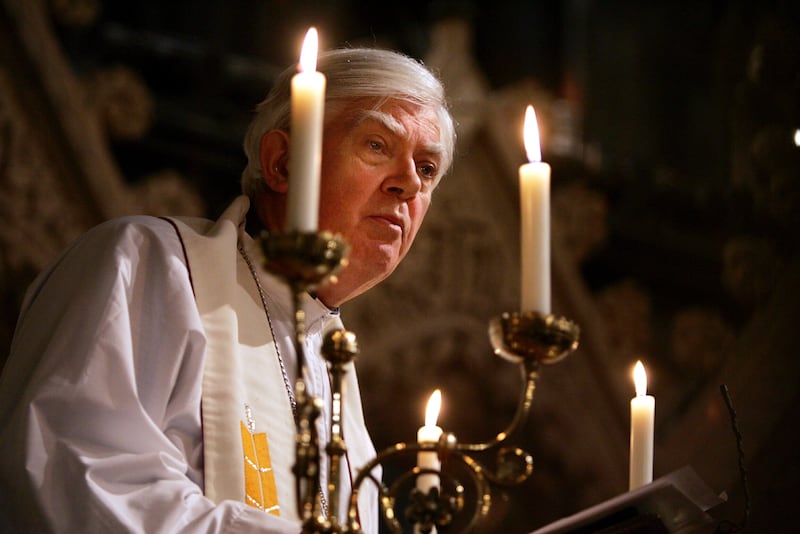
530, 466, 723, 533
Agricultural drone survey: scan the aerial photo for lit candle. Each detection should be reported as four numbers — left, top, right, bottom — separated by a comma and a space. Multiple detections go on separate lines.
519, 105, 551, 313
417, 389, 443, 494
287, 27, 326, 232
629, 360, 655, 490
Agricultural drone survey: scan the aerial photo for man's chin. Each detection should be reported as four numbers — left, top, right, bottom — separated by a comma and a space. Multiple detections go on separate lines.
349, 238, 401, 265
317, 262, 395, 306
345, 247, 401, 283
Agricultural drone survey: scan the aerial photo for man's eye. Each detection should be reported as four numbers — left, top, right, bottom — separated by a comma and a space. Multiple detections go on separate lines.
419, 164, 437, 179
368, 139, 384, 151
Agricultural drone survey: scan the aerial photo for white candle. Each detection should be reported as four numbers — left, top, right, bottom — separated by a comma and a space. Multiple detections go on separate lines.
519, 105, 551, 313
629, 360, 655, 490
287, 27, 326, 232
417, 389, 443, 494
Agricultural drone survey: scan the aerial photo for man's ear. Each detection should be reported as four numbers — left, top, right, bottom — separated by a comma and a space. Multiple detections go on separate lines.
259, 130, 290, 193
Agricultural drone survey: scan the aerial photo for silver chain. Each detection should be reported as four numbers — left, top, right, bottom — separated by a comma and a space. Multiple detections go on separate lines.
237, 239, 329, 518
238, 240, 297, 414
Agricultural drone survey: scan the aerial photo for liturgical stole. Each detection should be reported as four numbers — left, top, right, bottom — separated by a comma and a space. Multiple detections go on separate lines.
167, 197, 300, 521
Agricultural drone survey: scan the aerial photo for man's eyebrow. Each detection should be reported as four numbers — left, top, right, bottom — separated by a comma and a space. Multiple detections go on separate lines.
356, 109, 407, 137
355, 109, 444, 159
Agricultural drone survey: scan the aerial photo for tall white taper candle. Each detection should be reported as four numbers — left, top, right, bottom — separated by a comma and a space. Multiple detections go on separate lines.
287, 27, 326, 232
519, 105, 551, 313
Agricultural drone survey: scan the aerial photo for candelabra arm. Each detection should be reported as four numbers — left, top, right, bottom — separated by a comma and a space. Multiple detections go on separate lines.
446, 311, 579, 488
294, 379, 325, 524
349, 467, 402, 534
291, 284, 308, 380
347, 437, 495, 533
457, 359, 540, 454
289, 283, 326, 524
324, 360, 348, 525
348, 442, 409, 533
456, 449, 493, 522
319, 330, 362, 531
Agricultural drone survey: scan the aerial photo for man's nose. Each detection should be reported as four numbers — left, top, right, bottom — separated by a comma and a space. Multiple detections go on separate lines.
382, 158, 421, 199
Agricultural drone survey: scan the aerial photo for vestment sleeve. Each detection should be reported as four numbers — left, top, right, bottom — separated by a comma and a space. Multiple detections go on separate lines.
0, 217, 300, 533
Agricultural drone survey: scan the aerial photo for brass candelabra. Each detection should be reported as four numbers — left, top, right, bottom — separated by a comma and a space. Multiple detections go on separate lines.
257, 230, 580, 533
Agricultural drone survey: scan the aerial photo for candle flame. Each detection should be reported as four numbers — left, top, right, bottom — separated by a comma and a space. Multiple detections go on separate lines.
794, 128, 800, 147
299, 27, 319, 73
425, 389, 442, 427
633, 360, 648, 397
523, 105, 542, 163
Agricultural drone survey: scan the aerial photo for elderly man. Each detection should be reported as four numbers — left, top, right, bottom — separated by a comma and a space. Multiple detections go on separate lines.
0, 46, 455, 533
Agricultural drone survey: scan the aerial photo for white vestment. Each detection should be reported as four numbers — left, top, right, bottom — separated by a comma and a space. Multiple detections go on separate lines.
0, 196, 379, 533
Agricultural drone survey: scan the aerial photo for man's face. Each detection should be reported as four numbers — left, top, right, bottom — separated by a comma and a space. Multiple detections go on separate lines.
314, 100, 444, 307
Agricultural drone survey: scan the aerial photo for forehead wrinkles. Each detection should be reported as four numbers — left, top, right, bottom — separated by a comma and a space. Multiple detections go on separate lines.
355, 106, 443, 156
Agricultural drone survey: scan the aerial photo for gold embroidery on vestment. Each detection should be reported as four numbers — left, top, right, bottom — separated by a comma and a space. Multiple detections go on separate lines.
241, 403, 280, 515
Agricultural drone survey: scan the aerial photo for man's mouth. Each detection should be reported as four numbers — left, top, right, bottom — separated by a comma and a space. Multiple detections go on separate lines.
369, 214, 404, 235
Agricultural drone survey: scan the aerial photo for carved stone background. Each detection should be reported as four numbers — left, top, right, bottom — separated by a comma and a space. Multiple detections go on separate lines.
1, 1, 799, 533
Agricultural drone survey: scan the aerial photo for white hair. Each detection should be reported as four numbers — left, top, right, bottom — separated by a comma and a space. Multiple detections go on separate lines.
241, 47, 456, 199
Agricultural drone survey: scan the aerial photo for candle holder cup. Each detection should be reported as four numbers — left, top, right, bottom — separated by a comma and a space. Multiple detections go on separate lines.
257, 230, 581, 533
257, 230, 349, 291
489, 311, 580, 366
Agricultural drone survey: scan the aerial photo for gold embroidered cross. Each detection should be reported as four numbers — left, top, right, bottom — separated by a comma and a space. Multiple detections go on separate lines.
241, 403, 280, 515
